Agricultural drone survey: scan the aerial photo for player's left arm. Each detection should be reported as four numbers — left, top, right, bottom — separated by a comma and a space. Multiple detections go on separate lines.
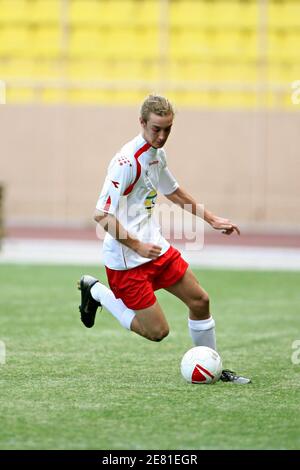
165, 186, 240, 236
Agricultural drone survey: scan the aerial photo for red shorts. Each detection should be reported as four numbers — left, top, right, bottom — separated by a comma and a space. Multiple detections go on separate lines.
105, 246, 189, 310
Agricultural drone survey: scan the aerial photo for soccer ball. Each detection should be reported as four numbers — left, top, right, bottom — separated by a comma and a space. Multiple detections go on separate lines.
180, 346, 222, 384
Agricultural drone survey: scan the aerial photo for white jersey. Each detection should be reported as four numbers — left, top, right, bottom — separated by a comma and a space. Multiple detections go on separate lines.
96, 134, 179, 270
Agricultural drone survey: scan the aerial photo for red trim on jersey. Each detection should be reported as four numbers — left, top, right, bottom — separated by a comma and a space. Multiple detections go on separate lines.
123, 142, 151, 195
103, 196, 111, 212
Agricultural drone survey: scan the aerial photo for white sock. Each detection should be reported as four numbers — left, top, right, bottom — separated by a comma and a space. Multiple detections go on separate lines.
188, 317, 216, 350
91, 282, 135, 330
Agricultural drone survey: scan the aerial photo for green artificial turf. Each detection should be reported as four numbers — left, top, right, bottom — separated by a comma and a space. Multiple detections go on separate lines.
0, 264, 299, 450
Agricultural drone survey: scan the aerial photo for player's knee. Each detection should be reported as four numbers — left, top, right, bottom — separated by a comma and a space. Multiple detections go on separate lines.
149, 326, 169, 342
189, 292, 210, 314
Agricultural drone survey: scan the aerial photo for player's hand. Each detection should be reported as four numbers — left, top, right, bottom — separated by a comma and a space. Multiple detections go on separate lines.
210, 216, 240, 236
135, 242, 162, 259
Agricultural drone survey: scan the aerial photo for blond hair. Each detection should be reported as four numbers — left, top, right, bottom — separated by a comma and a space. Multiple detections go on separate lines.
140, 94, 174, 122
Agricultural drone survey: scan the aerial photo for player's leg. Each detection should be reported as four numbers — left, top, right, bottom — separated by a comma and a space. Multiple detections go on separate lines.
131, 301, 169, 341
166, 268, 210, 320
165, 268, 216, 350
78, 275, 169, 342
92, 281, 169, 341
79, 274, 135, 330
165, 269, 251, 384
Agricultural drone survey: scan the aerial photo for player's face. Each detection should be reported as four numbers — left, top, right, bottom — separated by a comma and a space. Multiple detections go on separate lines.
140, 112, 173, 149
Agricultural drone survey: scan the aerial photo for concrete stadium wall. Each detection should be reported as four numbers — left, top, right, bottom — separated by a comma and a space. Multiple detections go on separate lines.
0, 105, 299, 231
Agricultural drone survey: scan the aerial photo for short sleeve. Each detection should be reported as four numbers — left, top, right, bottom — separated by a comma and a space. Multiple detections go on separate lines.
96, 155, 134, 215
158, 167, 179, 195
157, 150, 179, 195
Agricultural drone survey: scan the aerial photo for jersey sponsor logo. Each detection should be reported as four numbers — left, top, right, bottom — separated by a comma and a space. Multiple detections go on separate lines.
144, 190, 157, 213
111, 180, 120, 188
149, 160, 159, 166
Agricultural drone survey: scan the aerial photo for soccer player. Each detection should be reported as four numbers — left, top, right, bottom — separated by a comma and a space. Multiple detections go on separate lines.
78, 94, 250, 384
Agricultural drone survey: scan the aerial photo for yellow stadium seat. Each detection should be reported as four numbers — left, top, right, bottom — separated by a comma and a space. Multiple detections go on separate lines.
66, 59, 158, 82
169, 0, 257, 29
240, 1, 258, 29
33, 61, 62, 80
67, 59, 143, 81
268, 31, 284, 62
137, 61, 160, 81
70, 0, 147, 28
166, 61, 213, 82
41, 87, 68, 103
166, 61, 257, 85
101, 0, 136, 27
69, 28, 108, 59
213, 31, 240, 60
267, 64, 293, 84
69, 0, 106, 26
181, 88, 254, 109
6, 86, 35, 103
283, 1, 300, 28
215, 63, 258, 83
104, 29, 137, 60
103, 27, 159, 61
215, 90, 258, 109
66, 60, 109, 80
65, 88, 146, 105
268, 0, 300, 29
31, 0, 60, 24
100, 60, 159, 81
2, 0, 298, 108
265, 88, 293, 109
109, 89, 151, 105
169, 1, 209, 28
282, 89, 298, 109
139, 28, 160, 60
170, 29, 213, 61
0, 0, 30, 24
32, 27, 61, 59
290, 64, 300, 82
210, 30, 257, 61
69, 27, 159, 60
135, 0, 160, 27
173, 89, 216, 108
241, 30, 258, 61
210, 1, 242, 28
268, 30, 300, 62
285, 33, 300, 61
66, 88, 98, 104
268, 1, 285, 29
0, 27, 32, 58
0, 59, 34, 79
92, 0, 160, 28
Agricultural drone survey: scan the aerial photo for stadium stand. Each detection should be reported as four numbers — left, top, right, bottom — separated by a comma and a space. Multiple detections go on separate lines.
0, 0, 299, 107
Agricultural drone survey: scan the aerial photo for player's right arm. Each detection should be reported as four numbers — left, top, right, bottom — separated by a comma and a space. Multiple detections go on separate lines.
94, 156, 161, 260
94, 210, 161, 259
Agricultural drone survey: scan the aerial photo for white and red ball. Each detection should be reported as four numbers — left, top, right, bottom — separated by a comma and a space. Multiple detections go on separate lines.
180, 346, 222, 384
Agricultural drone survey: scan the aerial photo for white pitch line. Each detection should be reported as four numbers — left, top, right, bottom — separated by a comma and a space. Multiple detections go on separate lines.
1, 238, 300, 271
